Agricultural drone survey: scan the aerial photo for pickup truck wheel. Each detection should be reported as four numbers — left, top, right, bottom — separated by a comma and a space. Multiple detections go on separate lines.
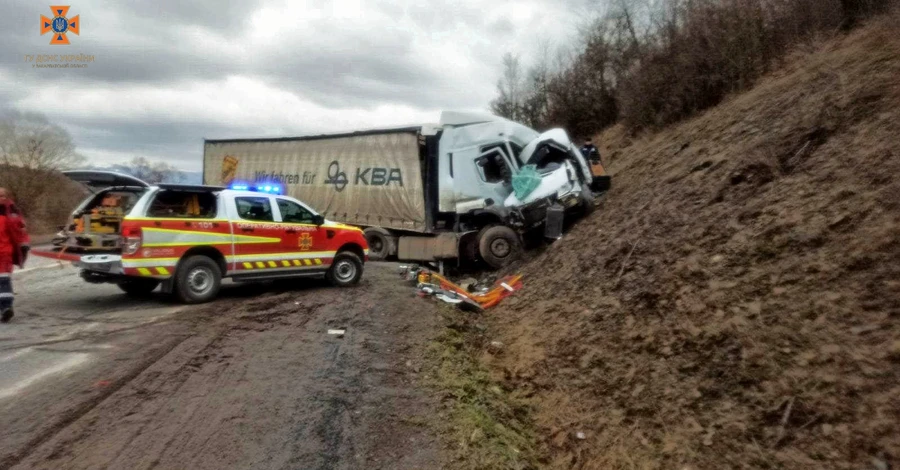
327, 252, 363, 287
363, 227, 395, 261
117, 278, 160, 297
174, 256, 221, 304
478, 225, 522, 269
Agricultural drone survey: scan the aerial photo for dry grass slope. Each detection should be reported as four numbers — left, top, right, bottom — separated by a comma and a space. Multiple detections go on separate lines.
483, 14, 900, 470
0, 166, 87, 235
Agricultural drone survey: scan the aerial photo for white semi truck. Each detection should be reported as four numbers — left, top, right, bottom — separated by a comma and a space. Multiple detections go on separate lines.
202, 111, 610, 269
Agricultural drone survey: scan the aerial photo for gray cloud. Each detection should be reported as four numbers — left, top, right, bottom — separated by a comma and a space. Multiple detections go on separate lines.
1, 0, 588, 171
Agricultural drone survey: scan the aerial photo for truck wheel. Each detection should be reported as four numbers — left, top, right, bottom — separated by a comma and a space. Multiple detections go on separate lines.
363, 227, 395, 261
478, 225, 522, 269
326, 252, 363, 287
174, 256, 221, 304
117, 278, 160, 297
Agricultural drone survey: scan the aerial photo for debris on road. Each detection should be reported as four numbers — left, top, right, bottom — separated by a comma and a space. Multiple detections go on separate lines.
327, 328, 346, 337
399, 265, 523, 311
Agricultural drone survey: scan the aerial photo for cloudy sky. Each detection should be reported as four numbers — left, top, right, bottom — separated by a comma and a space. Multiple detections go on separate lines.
1, 0, 595, 172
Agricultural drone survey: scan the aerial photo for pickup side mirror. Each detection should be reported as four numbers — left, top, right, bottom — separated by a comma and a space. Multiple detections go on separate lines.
312, 214, 325, 226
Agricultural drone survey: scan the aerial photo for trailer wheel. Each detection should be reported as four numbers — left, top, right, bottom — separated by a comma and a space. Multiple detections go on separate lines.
363, 227, 396, 261
117, 278, 160, 297
173, 255, 222, 304
327, 251, 364, 287
478, 225, 522, 269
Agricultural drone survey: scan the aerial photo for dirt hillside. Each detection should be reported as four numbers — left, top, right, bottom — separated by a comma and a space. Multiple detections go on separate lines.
483, 14, 900, 470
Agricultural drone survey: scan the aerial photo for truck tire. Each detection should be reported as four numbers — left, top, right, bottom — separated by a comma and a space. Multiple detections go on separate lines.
363, 227, 396, 261
173, 255, 222, 304
326, 251, 364, 287
117, 278, 160, 297
478, 225, 522, 269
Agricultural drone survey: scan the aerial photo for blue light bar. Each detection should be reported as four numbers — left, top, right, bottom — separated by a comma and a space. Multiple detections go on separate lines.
229, 182, 282, 194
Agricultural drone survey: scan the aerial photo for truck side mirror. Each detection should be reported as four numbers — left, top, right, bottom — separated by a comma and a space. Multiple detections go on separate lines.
312, 214, 325, 226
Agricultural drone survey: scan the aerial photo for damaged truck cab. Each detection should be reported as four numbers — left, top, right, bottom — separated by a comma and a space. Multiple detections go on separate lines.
202, 111, 610, 269
436, 113, 603, 267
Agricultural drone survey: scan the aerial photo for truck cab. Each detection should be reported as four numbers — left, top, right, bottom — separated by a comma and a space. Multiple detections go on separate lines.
35, 171, 369, 303
432, 113, 601, 267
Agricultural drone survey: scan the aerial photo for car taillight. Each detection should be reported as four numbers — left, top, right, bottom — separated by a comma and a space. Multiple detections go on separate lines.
123, 226, 142, 255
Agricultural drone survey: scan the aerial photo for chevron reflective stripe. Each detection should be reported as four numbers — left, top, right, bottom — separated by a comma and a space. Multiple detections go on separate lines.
141, 227, 280, 247
122, 257, 179, 268
239, 257, 329, 270
136, 267, 172, 276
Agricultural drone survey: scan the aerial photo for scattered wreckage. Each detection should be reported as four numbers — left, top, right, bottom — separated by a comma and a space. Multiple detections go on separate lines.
400, 264, 523, 312
203, 111, 610, 271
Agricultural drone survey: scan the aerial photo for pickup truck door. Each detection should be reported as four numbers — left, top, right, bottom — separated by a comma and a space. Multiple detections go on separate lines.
273, 197, 331, 270
228, 195, 286, 272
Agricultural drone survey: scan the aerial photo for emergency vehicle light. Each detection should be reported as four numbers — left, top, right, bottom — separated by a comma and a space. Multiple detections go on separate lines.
229, 183, 282, 194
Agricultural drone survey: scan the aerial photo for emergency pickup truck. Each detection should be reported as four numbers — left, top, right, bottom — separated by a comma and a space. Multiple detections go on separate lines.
33, 171, 369, 303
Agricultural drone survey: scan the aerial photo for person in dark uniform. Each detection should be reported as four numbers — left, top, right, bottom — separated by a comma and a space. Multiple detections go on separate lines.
580, 138, 601, 164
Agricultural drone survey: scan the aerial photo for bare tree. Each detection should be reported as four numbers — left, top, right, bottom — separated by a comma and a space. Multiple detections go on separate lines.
521, 41, 554, 129
121, 157, 184, 184
0, 110, 85, 171
0, 110, 86, 217
490, 52, 526, 121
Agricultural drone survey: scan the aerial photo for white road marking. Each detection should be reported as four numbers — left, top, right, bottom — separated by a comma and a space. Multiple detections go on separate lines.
0, 352, 90, 400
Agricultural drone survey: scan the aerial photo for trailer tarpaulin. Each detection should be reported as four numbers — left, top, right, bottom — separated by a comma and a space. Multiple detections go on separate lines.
203, 131, 426, 232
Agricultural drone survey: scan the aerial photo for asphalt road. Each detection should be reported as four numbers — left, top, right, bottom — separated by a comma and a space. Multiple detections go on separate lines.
0, 259, 443, 469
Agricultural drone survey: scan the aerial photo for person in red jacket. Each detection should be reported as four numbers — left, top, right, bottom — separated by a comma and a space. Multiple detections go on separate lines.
0, 188, 30, 323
